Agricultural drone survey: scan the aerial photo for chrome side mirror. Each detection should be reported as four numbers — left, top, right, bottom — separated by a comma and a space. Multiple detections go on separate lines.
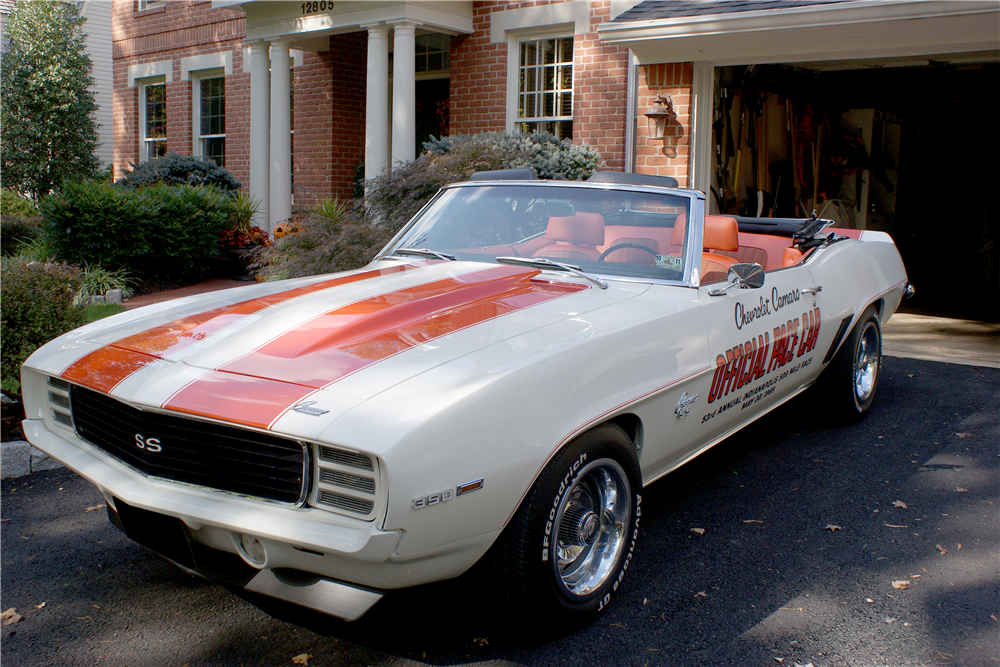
708, 263, 765, 296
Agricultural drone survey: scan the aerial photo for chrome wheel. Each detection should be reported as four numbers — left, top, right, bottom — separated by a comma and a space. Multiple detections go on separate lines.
854, 320, 880, 403
552, 458, 631, 598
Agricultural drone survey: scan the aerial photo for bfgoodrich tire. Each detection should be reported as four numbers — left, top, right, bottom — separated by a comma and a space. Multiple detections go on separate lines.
497, 423, 642, 628
824, 305, 882, 422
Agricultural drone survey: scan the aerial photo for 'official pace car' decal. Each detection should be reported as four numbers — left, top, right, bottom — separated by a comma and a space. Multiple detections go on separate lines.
700, 292, 822, 426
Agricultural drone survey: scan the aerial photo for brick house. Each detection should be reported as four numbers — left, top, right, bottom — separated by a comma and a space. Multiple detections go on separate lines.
113, 0, 998, 313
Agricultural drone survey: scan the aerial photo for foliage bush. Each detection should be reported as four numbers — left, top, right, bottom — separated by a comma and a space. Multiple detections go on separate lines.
1, 189, 39, 217
116, 152, 241, 192
252, 199, 392, 281
1, 257, 86, 392
1, 215, 43, 256
41, 179, 231, 282
40, 179, 147, 271
365, 131, 601, 234
137, 183, 231, 281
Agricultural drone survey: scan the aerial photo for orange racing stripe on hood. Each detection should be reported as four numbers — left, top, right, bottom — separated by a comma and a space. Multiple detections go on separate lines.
61, 346, 161, 394
60, 264, 414, 394
114, 264, 414, 357
163, 265, 586, 428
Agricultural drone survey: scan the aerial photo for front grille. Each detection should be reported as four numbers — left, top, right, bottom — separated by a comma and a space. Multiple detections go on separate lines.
313, 445, 378, 518
70, 385, 306, 504
318, 490, 375, 515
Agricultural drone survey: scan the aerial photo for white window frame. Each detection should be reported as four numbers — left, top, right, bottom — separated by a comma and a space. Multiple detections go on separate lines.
507, 32, 575, 138
190, 68, 226, 164
138, 77, 168, 162
181, 53, 234, 164
494, 1, 589, 135
129, 60, 172, 163
137, 0, 165, 11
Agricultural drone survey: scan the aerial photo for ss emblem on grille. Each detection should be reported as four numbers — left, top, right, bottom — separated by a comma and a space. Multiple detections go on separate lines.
135, 433, 162, 453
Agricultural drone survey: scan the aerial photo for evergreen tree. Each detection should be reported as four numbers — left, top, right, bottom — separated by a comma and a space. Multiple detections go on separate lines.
1, 0, 101, 200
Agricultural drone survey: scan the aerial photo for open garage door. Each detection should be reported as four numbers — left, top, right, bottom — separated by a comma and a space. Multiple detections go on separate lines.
710, 57, 999, 321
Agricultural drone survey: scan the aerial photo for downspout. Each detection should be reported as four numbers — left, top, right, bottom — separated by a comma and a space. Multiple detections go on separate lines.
624, 49, 637, 173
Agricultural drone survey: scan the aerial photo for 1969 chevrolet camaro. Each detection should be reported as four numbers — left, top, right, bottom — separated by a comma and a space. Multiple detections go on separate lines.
21, 171, 911, 626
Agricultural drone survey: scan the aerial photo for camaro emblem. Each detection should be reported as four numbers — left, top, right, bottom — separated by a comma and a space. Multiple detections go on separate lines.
675, 392, 698, 419
290, 401, 329, 416
135, 433, 162, 453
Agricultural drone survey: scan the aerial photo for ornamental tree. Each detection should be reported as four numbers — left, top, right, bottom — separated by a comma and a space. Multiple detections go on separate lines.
1, 0, 101, 200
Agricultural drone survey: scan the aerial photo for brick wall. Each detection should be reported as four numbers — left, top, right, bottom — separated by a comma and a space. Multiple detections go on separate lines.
292, 33, 366, 208
451, 0, 630, 171
636, 62, 693, 186
112, 0, 247, 183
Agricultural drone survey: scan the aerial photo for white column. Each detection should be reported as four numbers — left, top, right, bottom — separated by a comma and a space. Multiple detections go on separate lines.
248, 41, 270, 230
364, 23, 389, 181
390, 22, 416, 165
269, 39, 292, 228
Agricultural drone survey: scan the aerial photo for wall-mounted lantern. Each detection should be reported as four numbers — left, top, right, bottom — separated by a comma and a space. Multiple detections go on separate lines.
644, 93, 678, 158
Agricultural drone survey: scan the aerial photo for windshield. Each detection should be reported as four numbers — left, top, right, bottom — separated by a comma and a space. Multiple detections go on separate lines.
385, 184, 692, 282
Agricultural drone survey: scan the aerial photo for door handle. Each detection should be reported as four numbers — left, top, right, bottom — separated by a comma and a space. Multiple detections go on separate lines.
802, 285, 822, 294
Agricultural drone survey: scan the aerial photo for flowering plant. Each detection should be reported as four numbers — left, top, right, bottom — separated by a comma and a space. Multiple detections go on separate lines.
219, 225, 271, 248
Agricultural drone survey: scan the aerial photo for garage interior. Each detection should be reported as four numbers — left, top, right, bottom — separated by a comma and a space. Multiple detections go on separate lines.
709, 56, 999, 322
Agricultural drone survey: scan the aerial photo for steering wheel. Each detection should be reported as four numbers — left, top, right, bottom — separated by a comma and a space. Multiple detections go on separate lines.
598, 242, 659, 262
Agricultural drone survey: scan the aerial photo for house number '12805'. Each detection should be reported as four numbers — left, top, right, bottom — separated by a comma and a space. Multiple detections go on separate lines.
301, 1, 333, 15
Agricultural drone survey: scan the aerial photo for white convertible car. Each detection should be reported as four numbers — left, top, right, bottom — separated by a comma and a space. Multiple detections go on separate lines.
22, 172, 911, 626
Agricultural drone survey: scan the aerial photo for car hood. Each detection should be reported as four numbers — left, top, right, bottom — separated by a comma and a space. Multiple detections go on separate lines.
37, 260, 648, 437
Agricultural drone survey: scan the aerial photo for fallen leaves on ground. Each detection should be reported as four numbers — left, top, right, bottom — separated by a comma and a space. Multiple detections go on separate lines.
84, 505, 105, 513
742, 519, 762, 523
825, 524, 842, 532
291, 654, 312, 666
33, 602, 45, 610
955, 433, 969, 438
473, 638, 489, 647
883, 523, 909, 529
892, 580, 911, 590
955, 487, 968, 493
892, 500, 907, 508
936, 544, 948, 555
691, 527, 705, 535
694, 591, 707, 598
1, 608, 21, 625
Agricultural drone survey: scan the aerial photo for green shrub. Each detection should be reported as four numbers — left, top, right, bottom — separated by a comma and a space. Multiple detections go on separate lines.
365, 131, 601, 234
41, 180, 231, 282
137, 183, 230, 282
1, 188, 38, 217
1, 257, 86, 392
253, 199, 391, 281
116, 152, 241, 192
40, 179, 148, 270
1, 215, 42, 256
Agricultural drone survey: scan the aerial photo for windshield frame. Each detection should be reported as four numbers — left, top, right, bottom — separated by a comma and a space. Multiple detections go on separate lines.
377, 180, 706, 287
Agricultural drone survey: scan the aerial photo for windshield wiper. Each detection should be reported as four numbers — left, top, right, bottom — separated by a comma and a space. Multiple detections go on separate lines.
387, 248, 456, 261
496, 256, 608, 290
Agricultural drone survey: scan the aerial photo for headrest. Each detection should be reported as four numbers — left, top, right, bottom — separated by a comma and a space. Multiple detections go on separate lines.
546, 212, 605, 247
670, 214, 738, 252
